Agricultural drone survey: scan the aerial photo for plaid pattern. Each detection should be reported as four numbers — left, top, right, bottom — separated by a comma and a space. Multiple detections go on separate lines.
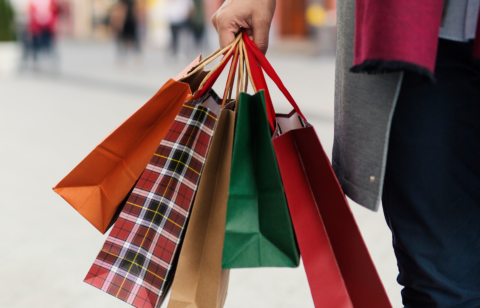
85, 94, 219, 308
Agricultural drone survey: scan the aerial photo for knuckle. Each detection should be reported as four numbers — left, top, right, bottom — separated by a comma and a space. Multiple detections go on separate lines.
253, 20, 272, 31
215, 11, 238, 31
211, 14, 217, 27
256, 18, 272, 27
254, 40, 269, 53
215, 13, 228, 29
257, 43, 269, 51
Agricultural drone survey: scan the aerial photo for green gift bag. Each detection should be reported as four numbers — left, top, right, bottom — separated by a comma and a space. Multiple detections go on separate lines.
222, 90, 300, 269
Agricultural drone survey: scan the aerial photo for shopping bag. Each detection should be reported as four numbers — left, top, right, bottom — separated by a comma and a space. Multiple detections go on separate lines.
53, 56, 208, 234
243, 32, 392, 308
84, 91, 222, 308
166, 40, 245, 308
221, 89, 300, 269
85, 38, 242, 308
167, 105, 235, 308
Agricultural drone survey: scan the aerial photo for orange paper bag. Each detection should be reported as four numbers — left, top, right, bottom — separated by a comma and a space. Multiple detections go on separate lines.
54, 57, 207, 234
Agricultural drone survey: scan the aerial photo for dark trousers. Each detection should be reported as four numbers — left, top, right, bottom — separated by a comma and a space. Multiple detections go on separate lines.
383, 39, 480, 308
31, 29, 54, 60
170, 21, 188, 54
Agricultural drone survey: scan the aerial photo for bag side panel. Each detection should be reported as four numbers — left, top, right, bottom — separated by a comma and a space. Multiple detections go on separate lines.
253, 93, 299, 267
273, 131, 354, 308
223, 92, 299, 268
223, 93, 261, 268
293, 127, 392, 308
54, 79, 190, 233
168, 108, 234, 308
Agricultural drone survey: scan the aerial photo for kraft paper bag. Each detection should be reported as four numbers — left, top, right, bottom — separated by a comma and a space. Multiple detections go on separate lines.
167, 105, 235, 308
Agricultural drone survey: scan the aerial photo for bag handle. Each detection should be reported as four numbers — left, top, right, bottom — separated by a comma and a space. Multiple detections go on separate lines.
194, 44, 237, 99
223, 36, 252, 108
236, 38, 248, 102
242, 34, 276, 131
232, 37, 252, 108
229, 37, 247, 107
196, 34, 250, 105
180, 33, 242, 82
242, 31, 307, 126
222, 42, 241, 107
194, 32, 248, 99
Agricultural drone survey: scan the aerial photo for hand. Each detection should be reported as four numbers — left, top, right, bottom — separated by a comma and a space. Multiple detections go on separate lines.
211, 0, 276, 54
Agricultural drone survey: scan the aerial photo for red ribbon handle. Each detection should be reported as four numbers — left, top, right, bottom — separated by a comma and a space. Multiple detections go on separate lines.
242, 36, 276, 131
195, 45, 237, 99
242, 32, 307, 128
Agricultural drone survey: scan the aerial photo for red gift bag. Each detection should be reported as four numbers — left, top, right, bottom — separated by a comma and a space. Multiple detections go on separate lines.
243, 32, 392, 308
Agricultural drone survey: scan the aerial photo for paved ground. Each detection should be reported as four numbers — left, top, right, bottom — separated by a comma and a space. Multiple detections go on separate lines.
0, 40, 402, 307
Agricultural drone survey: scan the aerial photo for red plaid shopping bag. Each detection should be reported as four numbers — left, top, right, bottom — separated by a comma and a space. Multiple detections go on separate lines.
84, 92, 220, 308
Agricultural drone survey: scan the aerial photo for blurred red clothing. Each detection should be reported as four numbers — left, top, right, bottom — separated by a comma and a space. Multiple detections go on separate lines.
28, 0, 59, 35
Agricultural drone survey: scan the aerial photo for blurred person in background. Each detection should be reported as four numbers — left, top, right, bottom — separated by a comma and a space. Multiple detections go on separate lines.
110, 0, 142, 63
189, 0, 205, 53
11, 0, 33, 68
211, 0, 480, 307
28, 0, 59, 65
164, 0, 193, 57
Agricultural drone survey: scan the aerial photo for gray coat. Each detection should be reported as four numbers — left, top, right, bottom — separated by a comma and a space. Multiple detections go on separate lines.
333, 0, 403, 211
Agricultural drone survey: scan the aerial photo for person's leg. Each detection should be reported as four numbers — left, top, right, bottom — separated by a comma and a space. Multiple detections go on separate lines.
43, 29, 52, 53
190, 22, 204, 50
383, 39, 480, 308
39, 29, 49, 53
32, 33, 41, 62
21, 29, 33, 67
116, 36, 128, 64
170, 23, 180, 55
133, 30, 141, 54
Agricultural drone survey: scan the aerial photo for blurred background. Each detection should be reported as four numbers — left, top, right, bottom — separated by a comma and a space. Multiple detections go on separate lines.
0, 0, 403, 307
0, 0, 337, 73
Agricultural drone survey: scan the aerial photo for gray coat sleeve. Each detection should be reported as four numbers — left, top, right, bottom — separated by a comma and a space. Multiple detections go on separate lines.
333, 0, 403, 211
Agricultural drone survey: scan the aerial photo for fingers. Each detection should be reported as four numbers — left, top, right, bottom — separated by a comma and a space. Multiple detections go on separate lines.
218, 24, 238, 51
215, 12, 241, 50
211, 12, 218, 32
211, 0, 275, 53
